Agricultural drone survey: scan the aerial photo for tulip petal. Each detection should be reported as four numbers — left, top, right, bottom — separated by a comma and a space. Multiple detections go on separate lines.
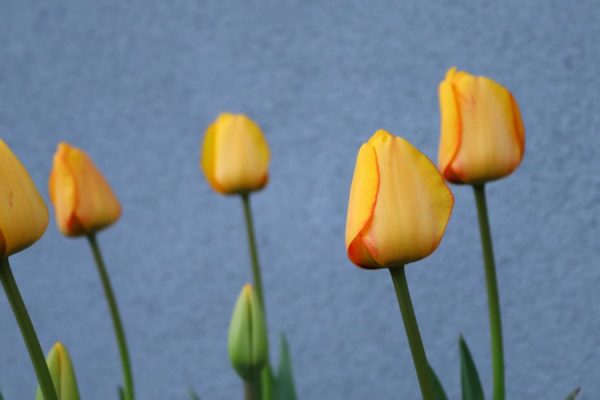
438, 67, 461, 181
345, 142, 380, 268
362, 132, 454, 267
50, 143, 121, 236
67, 146, 121, 233
510, 92, 526, 158
214, 113, 270, 194
200, 121, 225, 193
450, 74, 523, 183
49, 152, 83, 236
0, 140, 48, 256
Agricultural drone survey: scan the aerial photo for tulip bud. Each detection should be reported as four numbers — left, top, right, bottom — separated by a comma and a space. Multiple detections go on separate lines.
0, 139, 48, 257
201, 113, 270, 195
49, 143, 121, 237
438, 67, 525, 184
35, 342, 80, 400
345, 130, 454, 269
228, 284, 268, 380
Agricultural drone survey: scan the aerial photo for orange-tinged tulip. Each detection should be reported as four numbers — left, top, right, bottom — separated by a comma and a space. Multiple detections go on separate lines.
0, 139, 49, 257
345, 130, 454, 269
201, 113, 270, 195
438, 67, 525, 184
49, 143, 121, 236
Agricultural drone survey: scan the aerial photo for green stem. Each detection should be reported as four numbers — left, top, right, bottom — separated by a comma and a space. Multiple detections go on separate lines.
87, 234, 135, 400
244, 379, 260, 400
240, 194, 265, 308
240, 193, 273, 400
244, 381, 252, 400
0, 258, 57, 400
389, 267, 434, 400
473, 184, 505, 400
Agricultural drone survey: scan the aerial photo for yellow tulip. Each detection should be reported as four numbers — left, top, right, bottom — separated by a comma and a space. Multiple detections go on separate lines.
201, 113, 270, 195
0, 139, 48, 257
438, 67, 525, 184
345, 130, 453, 269
35, 342, 80, 400
49, 143, 121, 237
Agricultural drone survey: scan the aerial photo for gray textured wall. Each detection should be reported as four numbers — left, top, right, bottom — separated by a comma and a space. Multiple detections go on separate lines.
1, 1, 599, 399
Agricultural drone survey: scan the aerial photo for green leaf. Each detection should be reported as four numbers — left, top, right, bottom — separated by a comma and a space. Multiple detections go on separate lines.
459, 335, 485, 400
188, 387, 201, 400
428, 364, 448, 400
0, 390, 3, 400
565, 388, 580, 400
118, 386, 125, 400
274, 333, 297, 400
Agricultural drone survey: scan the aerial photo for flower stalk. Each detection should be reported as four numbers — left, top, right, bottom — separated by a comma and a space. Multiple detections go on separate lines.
0, 258, 57, 400
244, 377, 261, 400
86, 234, 135, 400
240, 194, 273, 400
389, 266, 435, 400
241, 194, 265, 308
473, 184, 504, 400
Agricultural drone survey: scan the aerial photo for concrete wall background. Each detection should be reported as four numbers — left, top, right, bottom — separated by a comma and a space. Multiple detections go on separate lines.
1, 1, 599, 399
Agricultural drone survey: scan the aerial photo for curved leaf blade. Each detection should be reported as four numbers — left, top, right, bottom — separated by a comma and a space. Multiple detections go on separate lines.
565, 388, 580, 400
459, 335, 485, 400
188, 387, 201, 400
429, 363, 448, 400
274, 333, 297, 400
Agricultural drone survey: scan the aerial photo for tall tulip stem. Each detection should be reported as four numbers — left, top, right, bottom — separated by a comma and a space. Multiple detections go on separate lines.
87, 234, 135, 400
472, 184, 505, 400
244, 378, 260, 400
0, 258, 57, 400
240, 193, 265, 308
389, 266, 434, 400
240, 194, 274, 400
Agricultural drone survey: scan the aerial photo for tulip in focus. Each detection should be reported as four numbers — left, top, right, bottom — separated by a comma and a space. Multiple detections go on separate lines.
35, 342, 80, 400
345, 130, 454, 269
0, 139, 49, 257
438, 67, 525, 184
49, 143, 121, 236
228, 284, 268, 381
201, 113, 270, 195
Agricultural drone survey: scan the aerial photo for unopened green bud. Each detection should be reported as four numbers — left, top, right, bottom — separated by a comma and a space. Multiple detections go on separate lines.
228, 284, 268, 380
35, 342, 80, 400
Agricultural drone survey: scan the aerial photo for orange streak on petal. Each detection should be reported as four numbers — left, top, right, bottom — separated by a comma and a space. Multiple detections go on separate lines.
509, 92, 526, 159
345, 142, 380, 268
438, 69, 462, 181
363, 134, 454, 266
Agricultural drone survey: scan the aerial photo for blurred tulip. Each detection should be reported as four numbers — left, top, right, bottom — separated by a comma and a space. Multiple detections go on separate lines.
438, 67, 525, 184
35, 342, 80, 400
228, 284, 268, 381
0, 139, 48, 257
49, 143, 121, 236
201, 113, 270, 195
345, 130, 453, 269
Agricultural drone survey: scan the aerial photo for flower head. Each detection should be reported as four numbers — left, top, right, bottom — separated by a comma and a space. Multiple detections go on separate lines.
345, 130, 454, 269
438, 67, 525, 184
201, 113, 270, 195
49, 143, 121, 236
0, 139, 48, 257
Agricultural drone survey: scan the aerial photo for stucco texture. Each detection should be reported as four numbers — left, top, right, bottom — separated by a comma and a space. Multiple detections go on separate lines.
1, 1, 599, 399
